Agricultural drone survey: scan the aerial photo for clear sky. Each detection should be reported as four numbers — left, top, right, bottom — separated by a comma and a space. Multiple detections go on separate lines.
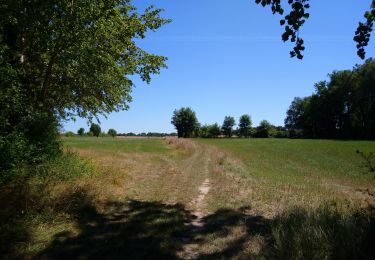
63, 0, 375, 134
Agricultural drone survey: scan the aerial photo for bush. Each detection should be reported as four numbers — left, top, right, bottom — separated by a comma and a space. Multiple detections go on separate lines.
32, 149, 97, 181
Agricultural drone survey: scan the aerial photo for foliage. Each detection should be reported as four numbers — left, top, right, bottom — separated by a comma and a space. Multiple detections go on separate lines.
238, 114, 252, 138
285, 59, 375, 139
354, 1, 375, 59
200, 123, 221, 138
65, 131, 75, 137
255, 0, 374, 59
90, 124, 101, 138
77, 128, 85, 136
107, 128, 117, 138
221, 116, 236, 137
254, 120, 273, 138
0, 0, 169, 177
171, 107, 199, 138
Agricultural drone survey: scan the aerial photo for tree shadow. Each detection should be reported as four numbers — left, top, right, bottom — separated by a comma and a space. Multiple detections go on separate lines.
3, 182, 374, 259
38, 199, 194, 259
38, 198, 271, 259
196, 207, 272, 259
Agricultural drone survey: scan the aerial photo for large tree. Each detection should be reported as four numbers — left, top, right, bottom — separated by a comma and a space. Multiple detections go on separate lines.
0, 1, 169, 175
171, 107, 199, 138
222, 116, 236, 138
255, 0, 375, 59
285, 59, 375, 139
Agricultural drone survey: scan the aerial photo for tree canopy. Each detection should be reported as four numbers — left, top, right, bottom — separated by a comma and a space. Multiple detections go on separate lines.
285, 59, 375, 139
239, 114, 252, 138
171, 107, 199, 138
0, 0, 169, 175
222, 116, 236, 138
255, 0, 375, 59
77, 128, 85, 136
108, 128, 117, 138
90, 124, 101, 138
255, 120, 273, 138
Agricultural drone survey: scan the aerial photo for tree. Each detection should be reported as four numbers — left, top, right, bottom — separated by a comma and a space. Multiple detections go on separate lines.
208, 123, 221, 138
0, 1, 169, 175
238, 114, 252, 138
255, 0, 375, 59
77, 128, 85, 136
222, 116, 236, 138
255, 120, 273, 138
284, 59, 375, 139
90, 123, 101, 138
171, 107, 199, 138
108, 129, 117, 138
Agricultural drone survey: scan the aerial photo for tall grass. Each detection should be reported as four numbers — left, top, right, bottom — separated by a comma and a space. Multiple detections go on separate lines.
0, 150, 98, 258
272, 202, 375, 259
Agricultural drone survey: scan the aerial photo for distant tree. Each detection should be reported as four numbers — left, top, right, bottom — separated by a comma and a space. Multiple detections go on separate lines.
65, 131, 75, 137
222, 116, 236, 137
90, 123, 101, 138
255, 0, 375, 59
200, 125, 209, 138
108, 129, 117, 138
171, 107, 199, 138
255, 120, 273, 138
239, 114, 252, 138
208, 123, 221, 138
77, 128, 85, 136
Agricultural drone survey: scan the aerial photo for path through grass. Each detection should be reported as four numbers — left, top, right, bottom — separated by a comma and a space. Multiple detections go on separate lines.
1, 137, 374, 259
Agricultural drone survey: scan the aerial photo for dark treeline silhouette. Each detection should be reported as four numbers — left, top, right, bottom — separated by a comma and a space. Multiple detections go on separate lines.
285, 59, 375, 140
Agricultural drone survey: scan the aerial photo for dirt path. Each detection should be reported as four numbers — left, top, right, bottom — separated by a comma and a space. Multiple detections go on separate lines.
177, 143, 212, 259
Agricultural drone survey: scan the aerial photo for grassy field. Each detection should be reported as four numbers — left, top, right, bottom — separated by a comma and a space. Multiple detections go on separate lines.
1, 137, 374, 258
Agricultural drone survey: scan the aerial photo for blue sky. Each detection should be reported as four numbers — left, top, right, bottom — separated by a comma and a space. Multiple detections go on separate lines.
63, 0, 375, 134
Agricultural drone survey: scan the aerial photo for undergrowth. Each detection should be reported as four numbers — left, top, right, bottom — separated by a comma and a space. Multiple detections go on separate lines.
272, 202, 375, 259
0, 150, 98, 258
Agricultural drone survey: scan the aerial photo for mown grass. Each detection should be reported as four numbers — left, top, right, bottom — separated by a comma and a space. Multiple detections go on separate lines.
198, 138, 375, 181
63, 136, 172, 154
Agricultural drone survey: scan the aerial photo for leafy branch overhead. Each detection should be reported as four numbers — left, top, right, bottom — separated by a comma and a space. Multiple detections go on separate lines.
255, 0, 374, 59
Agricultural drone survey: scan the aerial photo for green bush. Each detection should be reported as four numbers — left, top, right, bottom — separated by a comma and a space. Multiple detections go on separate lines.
33, 150, 97, 181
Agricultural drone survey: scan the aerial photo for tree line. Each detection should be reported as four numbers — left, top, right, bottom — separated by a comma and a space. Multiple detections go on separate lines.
66, 124, 176, 138
285, 59, 375, 140
171, 107, 288, 139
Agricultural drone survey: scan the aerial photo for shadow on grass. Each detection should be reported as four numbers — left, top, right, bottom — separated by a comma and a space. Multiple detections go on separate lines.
1, 181, 374, 259
38, 199, 192, 259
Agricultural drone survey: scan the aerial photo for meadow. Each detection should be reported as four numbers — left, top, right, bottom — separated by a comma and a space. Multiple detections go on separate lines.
1, 137, 374, 259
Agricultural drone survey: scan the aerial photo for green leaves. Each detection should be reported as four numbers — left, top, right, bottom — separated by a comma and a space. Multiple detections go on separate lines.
255, 0, 310, 59
255, 0, 373, 60
0, 0, 170, 175
354, 1, 374, 59
1, 0, 170, 121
